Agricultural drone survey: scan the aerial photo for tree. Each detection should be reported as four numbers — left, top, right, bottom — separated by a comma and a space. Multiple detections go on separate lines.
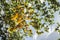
0, 0, 60, 40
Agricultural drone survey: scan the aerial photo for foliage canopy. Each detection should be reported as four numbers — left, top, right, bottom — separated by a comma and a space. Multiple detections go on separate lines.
0, 0, 60, 40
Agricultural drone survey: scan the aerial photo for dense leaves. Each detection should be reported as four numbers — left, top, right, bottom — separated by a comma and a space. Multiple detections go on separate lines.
0, 0, 60, 40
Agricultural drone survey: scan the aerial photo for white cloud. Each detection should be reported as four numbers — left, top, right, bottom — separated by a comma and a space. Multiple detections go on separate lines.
40, 0, 44, 3
33, 33, 38, 40
1, 9, 4, 16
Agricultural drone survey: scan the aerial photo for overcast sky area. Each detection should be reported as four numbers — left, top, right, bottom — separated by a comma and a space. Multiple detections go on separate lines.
25, 0, 60, 40
25, 12, 60, 40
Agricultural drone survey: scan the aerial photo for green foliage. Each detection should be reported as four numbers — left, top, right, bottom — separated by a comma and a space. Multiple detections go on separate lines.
0, 0, 60, 40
